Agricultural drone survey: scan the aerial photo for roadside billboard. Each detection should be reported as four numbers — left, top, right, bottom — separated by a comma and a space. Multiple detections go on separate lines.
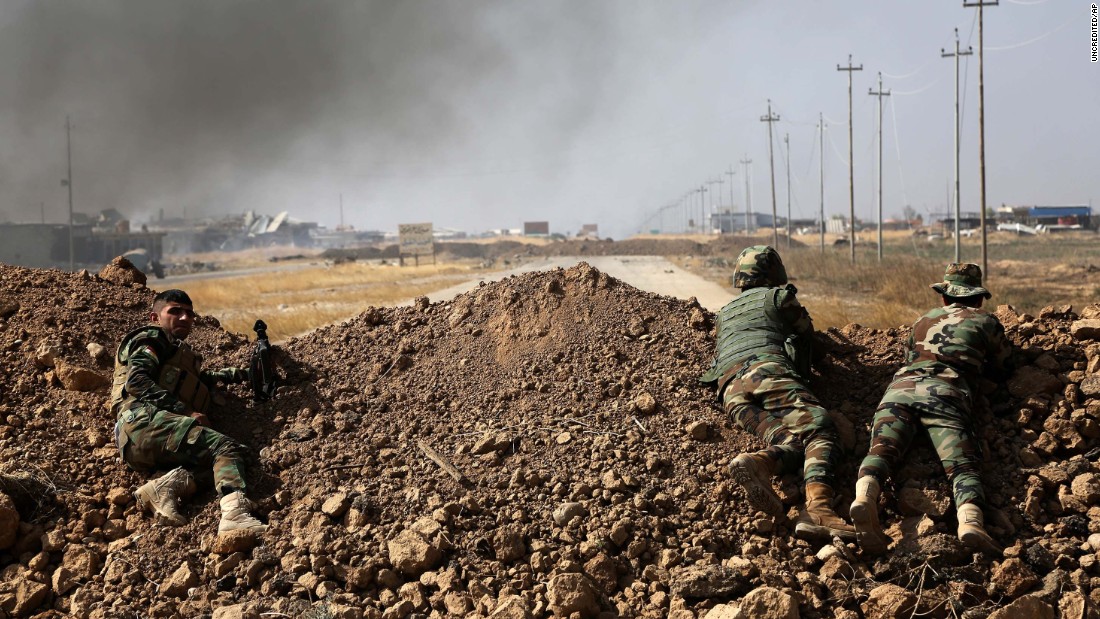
523, 221, 550, 236
398, 222, 434, 265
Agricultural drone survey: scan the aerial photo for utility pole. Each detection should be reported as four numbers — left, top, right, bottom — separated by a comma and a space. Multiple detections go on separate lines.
837, 55, 863, 263
40, 202, 45, 224
964, 0, 996, 277
784, 133, 791, 249
64, 116, 74, 271
760, 100, 781, 248
698, 185, 707, 235
943, 28, 973, 263
740, 156, 754, 234
725, 165, 737, 234
339, 193, 345, 228
708, 178, 724, 234
818, 113, 826, 253
869, 72, 891, 262
682, 194, 689, 234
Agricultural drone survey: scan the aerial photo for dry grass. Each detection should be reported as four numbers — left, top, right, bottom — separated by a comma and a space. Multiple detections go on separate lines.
782, 249, 942, 329
184, 261, 486, 342
0, 462, 58, 520
686, 231, 1100, 330
165, 246, 325, 269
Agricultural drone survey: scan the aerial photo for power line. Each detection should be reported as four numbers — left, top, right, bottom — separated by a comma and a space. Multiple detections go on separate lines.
964, 0, 997, 278
869, 73, 892, 262
784, 133, 792, 248
760, 99, 781, 248
740, 155, 754, 235
837, 54, 863, 263
943, 27, 973, 262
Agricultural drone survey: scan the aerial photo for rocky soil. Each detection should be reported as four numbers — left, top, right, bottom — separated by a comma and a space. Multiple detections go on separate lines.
0, 257, 1099, 619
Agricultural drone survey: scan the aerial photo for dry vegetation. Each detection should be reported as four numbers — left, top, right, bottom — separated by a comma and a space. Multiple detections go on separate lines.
176, 230, 1096, 342
181, 260, 487, 341
681, 230, 1100, 330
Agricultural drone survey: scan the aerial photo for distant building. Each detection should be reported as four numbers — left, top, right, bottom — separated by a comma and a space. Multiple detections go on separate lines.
709, 212, 783, 233
0, 222, 164, 270
1023, 205, 1091, 228
578, 224, 599, 238
523, 221, 550, 237
996, 205, 1092, 230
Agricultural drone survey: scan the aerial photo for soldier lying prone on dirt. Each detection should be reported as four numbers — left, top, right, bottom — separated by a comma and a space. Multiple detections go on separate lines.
849, 263, 1014, 556
701, 245, 855, 544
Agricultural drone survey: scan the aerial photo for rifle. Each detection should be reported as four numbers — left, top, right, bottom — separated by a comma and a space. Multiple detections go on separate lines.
250, 319, 278, 401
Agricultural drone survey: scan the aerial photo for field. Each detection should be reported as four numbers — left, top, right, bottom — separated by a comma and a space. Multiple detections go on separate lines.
677, 229, 1100, 330
170, 229, 1097, 341
179, 259, 489, 342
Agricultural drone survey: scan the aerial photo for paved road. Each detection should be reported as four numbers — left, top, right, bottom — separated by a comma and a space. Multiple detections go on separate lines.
421, 256, 732, 311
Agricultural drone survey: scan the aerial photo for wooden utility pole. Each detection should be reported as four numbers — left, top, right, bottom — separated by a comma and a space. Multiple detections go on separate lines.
869, 72, 891, 262
964, 0, 997, 276
943, 28, 973, 263
725, 165, 737, 233
64, 116, 74, 271
784, 133, 791, 248
707, 178, 724, 234
760, 100, 781, 248
698, 185, 707, 234
818, 113, 826, 253
837, 55, 863, 263
740, 156, 753, 234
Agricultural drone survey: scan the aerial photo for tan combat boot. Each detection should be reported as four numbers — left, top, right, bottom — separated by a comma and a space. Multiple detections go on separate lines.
218, 491, 268, 534
957, 503, 1002, 556
849, 476, 892, 555
795, 482, 857, 542
730, 452, 784, 517
134, 467, 197, 526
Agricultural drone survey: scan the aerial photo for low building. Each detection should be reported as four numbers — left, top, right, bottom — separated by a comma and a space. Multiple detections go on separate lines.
709, 211, 783, 233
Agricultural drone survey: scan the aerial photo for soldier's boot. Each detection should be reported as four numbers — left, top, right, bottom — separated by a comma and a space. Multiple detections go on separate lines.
218, 491, 268, 534
795, 482, 857, 542
849, 476, 892, 555
730, 451, 784, 517
957, 503, 1002, 556
134, 467, 196, 526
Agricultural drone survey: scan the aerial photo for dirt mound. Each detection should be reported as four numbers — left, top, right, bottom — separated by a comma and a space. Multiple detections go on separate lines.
97, 256, 147, 287
0, 261, 1098, 618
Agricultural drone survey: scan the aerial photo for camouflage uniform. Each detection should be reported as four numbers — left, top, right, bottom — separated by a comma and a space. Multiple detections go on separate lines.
701, 247, 838, 486
857, 266, 1012, 507
111, 326, 251, 495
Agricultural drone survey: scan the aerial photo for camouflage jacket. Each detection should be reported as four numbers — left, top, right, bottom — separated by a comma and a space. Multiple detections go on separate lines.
892, 304, 1013, 398
112, 326, 247, 416
700, 284, 814, 389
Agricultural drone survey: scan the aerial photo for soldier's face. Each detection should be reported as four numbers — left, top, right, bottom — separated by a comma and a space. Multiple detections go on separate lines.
151, 301, 196, 340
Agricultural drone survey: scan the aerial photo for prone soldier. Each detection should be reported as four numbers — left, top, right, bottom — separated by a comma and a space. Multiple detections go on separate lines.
701, 246, 854, 541
849, 263, 1013, 555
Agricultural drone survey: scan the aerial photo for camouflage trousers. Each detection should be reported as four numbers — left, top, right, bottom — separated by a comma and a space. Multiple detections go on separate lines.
857, 378, 983, 506
115, 401, 247, 496
721, 357, 839, 485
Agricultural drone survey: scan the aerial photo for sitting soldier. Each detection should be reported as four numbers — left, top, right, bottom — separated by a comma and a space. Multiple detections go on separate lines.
111, 289, 267, 534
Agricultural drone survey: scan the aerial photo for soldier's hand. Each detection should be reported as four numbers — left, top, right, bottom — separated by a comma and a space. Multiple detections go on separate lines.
190, 412, 211, 427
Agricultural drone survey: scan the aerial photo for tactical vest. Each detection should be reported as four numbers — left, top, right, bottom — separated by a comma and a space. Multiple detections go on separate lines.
700, 286, 792, 385
110, 326, 212, 416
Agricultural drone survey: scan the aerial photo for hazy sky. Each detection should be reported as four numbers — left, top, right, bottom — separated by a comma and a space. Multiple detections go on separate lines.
0, 0, 1094, 238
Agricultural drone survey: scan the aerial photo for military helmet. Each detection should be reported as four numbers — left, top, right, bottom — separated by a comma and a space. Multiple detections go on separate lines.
733, 245, 788, 288
930, 263, 991, 299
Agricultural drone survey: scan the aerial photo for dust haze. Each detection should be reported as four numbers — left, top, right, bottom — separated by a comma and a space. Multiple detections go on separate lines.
0, 1, 1093, 237
0, 1, 720, 234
